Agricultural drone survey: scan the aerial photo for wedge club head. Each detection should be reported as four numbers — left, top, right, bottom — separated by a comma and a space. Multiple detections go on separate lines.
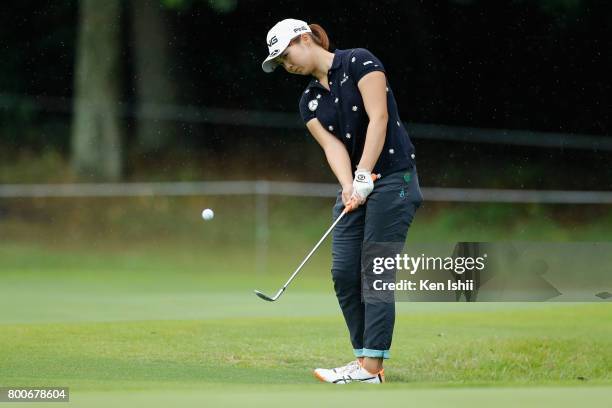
253, 289, 276, 302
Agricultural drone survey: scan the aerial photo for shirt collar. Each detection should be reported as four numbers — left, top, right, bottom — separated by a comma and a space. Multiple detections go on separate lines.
330, 48, 342, 70
307, 49, 342, 89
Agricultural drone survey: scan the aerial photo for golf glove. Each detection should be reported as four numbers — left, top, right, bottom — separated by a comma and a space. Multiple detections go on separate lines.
352, 168, 374, 204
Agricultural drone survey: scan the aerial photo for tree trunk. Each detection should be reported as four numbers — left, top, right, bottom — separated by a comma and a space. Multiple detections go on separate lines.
131, 0, 177, 153
71, 0, 123, 181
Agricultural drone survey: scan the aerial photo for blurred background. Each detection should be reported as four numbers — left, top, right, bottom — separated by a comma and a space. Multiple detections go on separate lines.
1, 0, 611, 273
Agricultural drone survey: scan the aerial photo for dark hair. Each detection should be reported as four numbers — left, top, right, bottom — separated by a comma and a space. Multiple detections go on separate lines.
291, 23, 330, 50
308, 24, 330, 50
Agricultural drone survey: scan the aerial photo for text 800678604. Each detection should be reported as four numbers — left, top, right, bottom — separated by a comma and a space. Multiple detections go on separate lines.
0, 387, 69, 402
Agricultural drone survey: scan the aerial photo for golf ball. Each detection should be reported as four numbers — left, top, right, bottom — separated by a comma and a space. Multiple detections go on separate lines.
201, 208, 214, 221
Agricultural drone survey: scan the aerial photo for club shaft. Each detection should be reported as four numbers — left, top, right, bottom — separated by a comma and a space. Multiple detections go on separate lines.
275, 209, 348, 295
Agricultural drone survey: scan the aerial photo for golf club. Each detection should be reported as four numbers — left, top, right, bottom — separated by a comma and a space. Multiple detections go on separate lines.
254, 174, 380, 302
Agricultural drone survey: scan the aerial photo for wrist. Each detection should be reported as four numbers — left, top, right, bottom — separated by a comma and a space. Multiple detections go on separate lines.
355, 166, 372, 174
341, 179, 353, 190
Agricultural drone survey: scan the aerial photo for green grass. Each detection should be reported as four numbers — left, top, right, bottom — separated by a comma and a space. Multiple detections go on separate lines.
2, 305, 611, 387
0, 242, 611, 407
1, 193, 611, 406
2, 196, 612, 256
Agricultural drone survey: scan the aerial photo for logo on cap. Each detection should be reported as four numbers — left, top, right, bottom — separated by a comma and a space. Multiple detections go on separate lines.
267, 36, 278, 47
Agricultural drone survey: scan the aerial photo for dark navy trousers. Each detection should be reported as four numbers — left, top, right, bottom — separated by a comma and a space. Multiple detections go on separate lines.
331, 167, 423, 359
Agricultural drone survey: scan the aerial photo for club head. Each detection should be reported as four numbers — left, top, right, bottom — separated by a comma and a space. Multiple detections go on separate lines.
254, 289, 276, 302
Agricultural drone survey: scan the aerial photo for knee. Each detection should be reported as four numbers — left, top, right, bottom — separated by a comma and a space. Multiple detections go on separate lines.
331, 265, 361, 298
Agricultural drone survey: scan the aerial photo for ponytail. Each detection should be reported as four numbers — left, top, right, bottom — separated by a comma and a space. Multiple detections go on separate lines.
308, 23, 330, 50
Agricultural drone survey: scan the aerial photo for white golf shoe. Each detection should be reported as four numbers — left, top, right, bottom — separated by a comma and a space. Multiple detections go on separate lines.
314, 360, 385, 384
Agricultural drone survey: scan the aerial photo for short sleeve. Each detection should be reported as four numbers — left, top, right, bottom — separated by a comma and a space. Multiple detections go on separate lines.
299, 90, 316, 125
348, 48, 386, 84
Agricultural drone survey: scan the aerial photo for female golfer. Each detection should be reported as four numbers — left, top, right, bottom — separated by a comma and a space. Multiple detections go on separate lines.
261, 19, 423, 384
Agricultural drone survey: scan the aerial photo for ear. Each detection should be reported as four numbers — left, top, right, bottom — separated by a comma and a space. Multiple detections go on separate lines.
300, 32, 312, 44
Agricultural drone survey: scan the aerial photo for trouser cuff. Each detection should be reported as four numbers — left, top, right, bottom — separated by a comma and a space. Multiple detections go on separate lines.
362, 348, 391, 359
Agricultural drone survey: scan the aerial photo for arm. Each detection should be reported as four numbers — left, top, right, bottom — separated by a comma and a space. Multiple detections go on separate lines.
306, 118, 354, 203
355, 71, 389, 172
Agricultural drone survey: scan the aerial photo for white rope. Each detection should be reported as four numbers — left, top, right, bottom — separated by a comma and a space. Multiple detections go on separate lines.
1, 181, 611, 203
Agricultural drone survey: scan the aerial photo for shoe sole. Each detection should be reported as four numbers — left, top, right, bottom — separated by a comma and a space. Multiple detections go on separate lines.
313, 370, 385, 384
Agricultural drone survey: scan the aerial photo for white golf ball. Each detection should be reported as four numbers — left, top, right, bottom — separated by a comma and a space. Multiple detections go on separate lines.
201, 208, 214, 221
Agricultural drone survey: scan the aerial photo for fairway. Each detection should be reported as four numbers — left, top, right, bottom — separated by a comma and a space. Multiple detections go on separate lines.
1, 244, 610, 407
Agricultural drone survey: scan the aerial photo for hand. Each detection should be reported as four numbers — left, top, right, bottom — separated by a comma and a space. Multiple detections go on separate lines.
351, 168, 375, 205
341, 184, 354, 206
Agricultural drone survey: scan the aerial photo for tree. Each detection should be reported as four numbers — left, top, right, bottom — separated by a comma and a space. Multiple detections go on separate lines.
131, 0, 178, 152
71, 0, 123, 180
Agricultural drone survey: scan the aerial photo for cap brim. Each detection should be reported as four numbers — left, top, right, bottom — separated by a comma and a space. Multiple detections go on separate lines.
261, 54, 280, 73
261, 37, 292, 73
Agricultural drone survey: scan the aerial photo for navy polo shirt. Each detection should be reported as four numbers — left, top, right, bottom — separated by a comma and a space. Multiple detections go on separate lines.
299, 48, 416, 177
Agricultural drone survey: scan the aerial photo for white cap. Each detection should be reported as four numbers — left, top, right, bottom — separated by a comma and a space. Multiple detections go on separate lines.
261, 18, 311, 73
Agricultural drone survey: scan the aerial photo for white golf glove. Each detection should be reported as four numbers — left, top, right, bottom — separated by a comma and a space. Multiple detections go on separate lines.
351, 168, 374, 204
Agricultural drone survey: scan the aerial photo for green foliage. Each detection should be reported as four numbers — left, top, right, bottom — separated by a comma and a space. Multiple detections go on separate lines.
538, 0, 584, 15
160, 0, 237, 13
160, 0, 195, 10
